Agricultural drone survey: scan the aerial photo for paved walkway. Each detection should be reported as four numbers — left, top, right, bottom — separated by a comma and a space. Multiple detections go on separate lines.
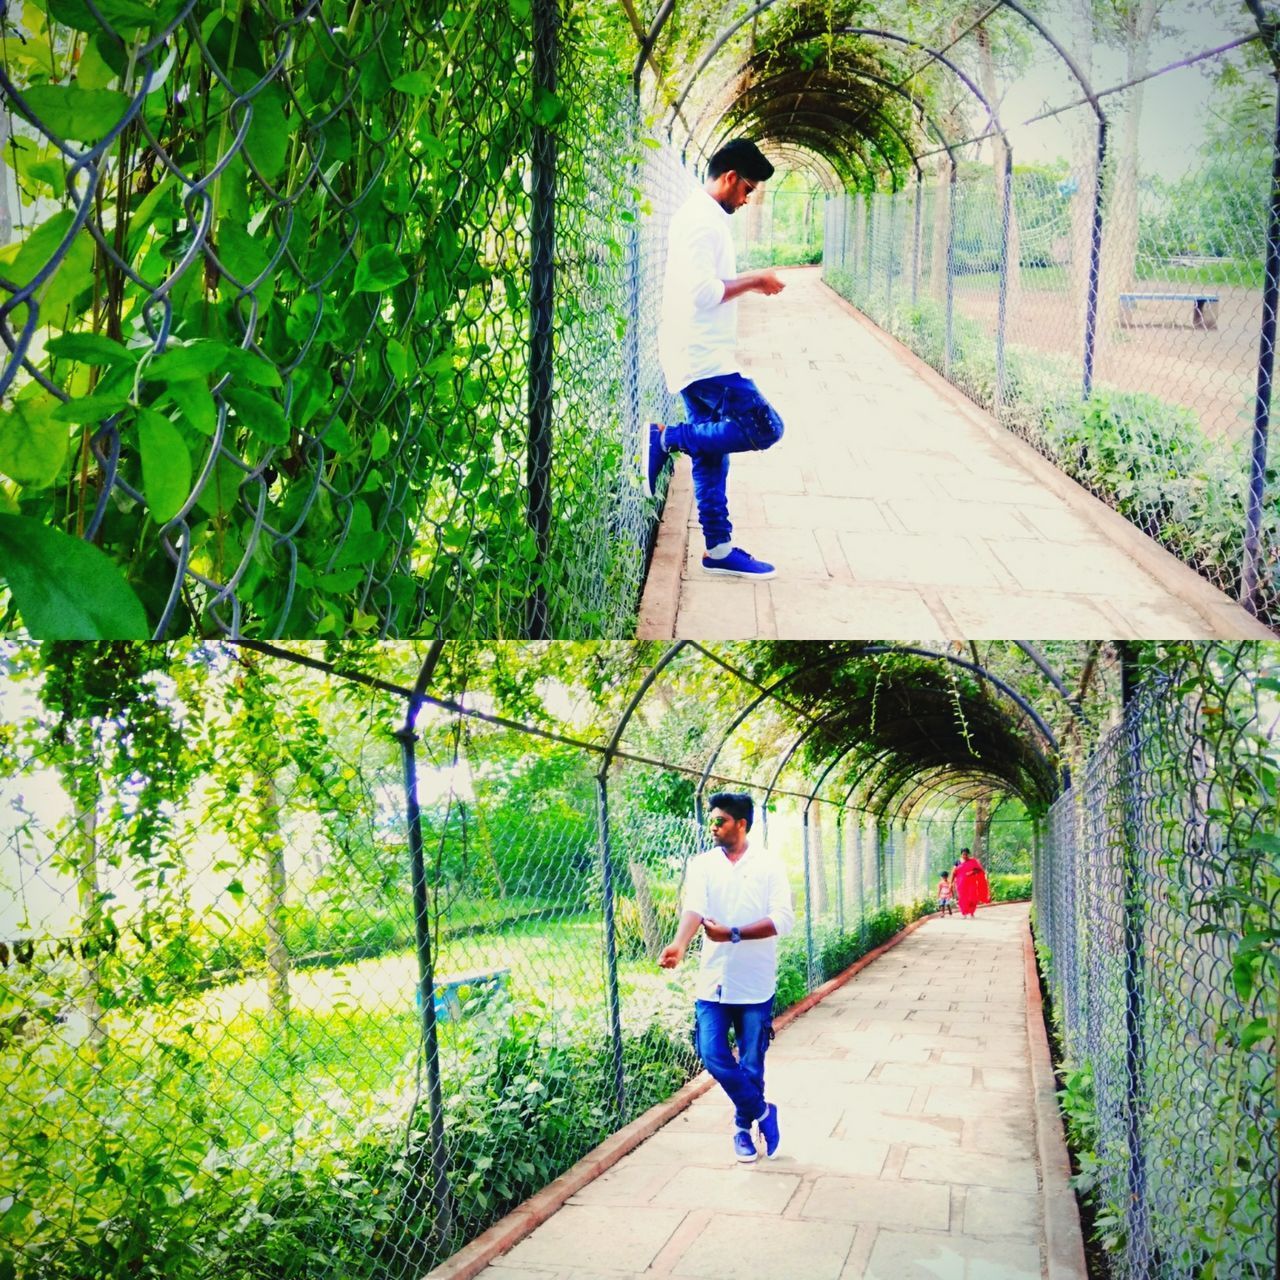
470, 905, 1085, 1280
637, 267, 1270, 640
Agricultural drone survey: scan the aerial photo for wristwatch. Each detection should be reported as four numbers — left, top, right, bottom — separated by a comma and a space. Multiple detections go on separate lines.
729, 926, 742, 944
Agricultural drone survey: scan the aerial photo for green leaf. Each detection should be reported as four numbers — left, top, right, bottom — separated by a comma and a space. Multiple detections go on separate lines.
531, 86, 566, 127
223, 347, 283, 388
0, 514, 149, 638
46, 0, 163, 31
51, 391, 131, 423
390, 69, 433, 95
369, 425, 390, 461
240, 79, 291, 182
164, 380, 218, 436
17, 83, 130, 144
1240, 1017, 1272, 1050
224, 386, 288, 445
1232, 951, 1256, 1002
386, 337, 408, 384
144, 341, 229, 383
192, 453, 243, 517
45, 332, 136, 367
0, 398, 67, 487
353, 244, 408, 293
135, 408, 192, 522
5, 210, 95, 322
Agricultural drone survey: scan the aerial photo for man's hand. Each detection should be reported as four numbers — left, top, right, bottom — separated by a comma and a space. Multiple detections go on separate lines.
658, 943, 684, 969
753, 271, 785, 296
702, 917, 732, 943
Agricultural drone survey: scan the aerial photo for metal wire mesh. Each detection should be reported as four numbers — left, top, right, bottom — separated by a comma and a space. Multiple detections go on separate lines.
1, 640, 1013, 1278
0, 1, 553, 638
822, 45, 1280, 629
1035, 646, 1279, 1279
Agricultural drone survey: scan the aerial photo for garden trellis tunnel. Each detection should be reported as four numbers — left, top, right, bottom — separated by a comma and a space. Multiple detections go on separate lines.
2, 2, 1279, 637
1, 639, 1275, 1278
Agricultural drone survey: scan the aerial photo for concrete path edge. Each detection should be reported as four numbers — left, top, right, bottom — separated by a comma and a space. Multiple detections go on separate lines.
424, 912, 940, 1280
819, 282, 1272, 640
425, 904, 1086, 1280
637, 463, 694, 639
1022, 921, 1089, 1280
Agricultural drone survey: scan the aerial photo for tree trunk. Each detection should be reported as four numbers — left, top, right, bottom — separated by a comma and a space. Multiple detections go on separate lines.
1097, 0, 1159, 347
72, 765, 105, 1050
629, 859, 662, 959
974, 793, 992, 862
1067, 0, 1098, 361
809, 805, 829, 918
976, 23, 1021, 303
258, 767, 291, 1029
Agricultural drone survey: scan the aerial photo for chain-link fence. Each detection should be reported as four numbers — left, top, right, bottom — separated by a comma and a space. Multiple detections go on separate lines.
1034, 646, 1279, 1279
0, 2, 692, 640
822, 38, 1280, 629
1, 638, 1053, 1278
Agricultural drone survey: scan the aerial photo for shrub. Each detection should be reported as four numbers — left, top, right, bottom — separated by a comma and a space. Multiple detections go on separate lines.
988, 873, 1032, 903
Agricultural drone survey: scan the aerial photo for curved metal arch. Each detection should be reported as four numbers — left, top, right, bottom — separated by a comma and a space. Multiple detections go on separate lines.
637, 0, 1106, 123
718, 99, 924, 187
698, 64, 956, 167
600, 641, 691, 771
893, 774, 1015, 825
718, 107, 905, 189
886, 772, 1013, 826
793, 702, 1054, 803
683, 66, 926, 183
673, 25, 1007, 153
862, 755, 1009, 818
694, 642, 1071, 820
763, 145, 845, 195
745, 119, 880, 189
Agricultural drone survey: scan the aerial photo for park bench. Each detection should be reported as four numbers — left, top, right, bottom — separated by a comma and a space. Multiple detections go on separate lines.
1119, 291, 1219, 330
420, 967, 509, 1021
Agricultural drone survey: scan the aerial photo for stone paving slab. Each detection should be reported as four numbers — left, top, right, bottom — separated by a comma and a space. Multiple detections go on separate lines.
467, 905, 1086, 1280
636, 267, 1272, 640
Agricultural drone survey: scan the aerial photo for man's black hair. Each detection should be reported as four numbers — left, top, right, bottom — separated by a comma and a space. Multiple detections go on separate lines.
708, 791, 754, 830
707, 139, 774, 183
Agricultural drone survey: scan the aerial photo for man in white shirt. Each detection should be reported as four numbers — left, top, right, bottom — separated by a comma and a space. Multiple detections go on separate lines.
659, 791, 795, 1162
645, 139, 788, 581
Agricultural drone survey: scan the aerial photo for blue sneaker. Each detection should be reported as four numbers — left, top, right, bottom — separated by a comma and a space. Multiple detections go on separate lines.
757, 1103, 780, 1158
642, 423, 672, 498
733, 1128, 758, 1163
702, 547, 776, 579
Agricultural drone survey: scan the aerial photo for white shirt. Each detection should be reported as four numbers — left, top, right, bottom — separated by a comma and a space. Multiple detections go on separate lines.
681, 843, 795, 1004
658, 188, 740, 394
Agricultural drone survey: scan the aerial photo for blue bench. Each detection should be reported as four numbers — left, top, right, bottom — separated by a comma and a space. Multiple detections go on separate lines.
1119, 292, 1219, 330
419, 968, 509, 1021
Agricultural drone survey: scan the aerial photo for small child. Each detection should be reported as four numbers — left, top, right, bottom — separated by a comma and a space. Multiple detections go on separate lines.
936, 870, 954, 917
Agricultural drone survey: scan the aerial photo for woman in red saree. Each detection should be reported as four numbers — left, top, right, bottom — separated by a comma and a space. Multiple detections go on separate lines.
953, 848, 991, 917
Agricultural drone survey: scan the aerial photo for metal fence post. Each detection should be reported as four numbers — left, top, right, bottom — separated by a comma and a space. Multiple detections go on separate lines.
594, 765, 627, 1125
1082, 119, 1108, 400
886, 194, 897, 317
395, 708, 455, 1244
802, 806, 816, 989
912, 170, 923, 307
525, 0, 560, 638
835, 810, 845, 934
855, 819, 865, 928
995, 147, 1014, 418
865, 193, 875, 301
1118, 646, 1151, 1267
1239, 76, 1280, 613
945, 159, 958, 378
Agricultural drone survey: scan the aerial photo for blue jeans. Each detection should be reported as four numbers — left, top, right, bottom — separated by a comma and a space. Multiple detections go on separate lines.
666, 373, 784, 550
694, 996, 774, 1129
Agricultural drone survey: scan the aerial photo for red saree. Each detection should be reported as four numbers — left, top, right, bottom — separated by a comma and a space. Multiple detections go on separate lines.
954, 857, 991, 916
